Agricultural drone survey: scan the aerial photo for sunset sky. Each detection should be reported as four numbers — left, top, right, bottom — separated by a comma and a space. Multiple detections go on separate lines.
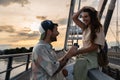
0, 0, 119, 50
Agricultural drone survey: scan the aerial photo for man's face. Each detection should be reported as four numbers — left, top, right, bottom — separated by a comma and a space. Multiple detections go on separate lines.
50, 26, 59, 42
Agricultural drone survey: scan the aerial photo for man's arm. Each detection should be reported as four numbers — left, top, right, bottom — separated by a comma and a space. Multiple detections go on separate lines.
53, 53, 69, 75
53, 46, 77, 76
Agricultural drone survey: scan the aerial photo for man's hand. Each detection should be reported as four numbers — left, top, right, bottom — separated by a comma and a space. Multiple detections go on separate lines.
53, 46, 77, 75
67, 46, 78, 58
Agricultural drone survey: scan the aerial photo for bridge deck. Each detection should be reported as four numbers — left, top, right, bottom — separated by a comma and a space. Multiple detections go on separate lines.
11, 69, 31, 80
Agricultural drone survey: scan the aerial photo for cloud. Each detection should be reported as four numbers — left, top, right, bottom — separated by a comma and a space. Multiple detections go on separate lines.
56, 18, 67, 26
0, 25, 15, 33
66, 4, 69, 8
0, 0, 29, 7
91, 0, 98, 7
0, 25, 39, 42
9, 30, 39, 42
36, 16, 67, 26
36, 16, 47, 20
18, 31, 39, 38
81, 0, 88, 2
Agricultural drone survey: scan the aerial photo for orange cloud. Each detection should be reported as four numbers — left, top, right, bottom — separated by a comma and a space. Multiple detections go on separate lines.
36, 16, 47, 20
0, 0, 29, 7
0, 25, 15, 33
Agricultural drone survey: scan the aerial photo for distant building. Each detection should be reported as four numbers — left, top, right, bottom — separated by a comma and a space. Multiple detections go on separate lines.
108, 46, 120, 53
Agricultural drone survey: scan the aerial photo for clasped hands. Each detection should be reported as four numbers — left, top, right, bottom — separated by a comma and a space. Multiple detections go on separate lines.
66, 45, 78, 59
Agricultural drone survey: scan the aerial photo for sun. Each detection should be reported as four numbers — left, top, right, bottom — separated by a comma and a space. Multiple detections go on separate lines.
29, 21, 41, 31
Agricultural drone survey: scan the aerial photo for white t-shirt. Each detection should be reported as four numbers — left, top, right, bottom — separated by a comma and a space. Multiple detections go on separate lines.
82, 27, 105, 49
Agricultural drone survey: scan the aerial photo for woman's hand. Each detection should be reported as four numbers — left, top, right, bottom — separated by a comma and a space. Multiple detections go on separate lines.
66, 46, 78, 58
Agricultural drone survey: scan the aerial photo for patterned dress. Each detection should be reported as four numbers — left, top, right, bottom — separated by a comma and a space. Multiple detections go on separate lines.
73, 27, 105, 80
32, 40, 66, 80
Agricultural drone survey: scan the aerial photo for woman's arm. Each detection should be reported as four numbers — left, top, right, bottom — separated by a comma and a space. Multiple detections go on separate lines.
72, 10, 85, 30
75, 43, 99, 55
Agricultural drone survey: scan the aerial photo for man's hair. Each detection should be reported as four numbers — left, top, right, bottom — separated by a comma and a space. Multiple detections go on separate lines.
40, 20, 58, 40
41, 20, 58, 31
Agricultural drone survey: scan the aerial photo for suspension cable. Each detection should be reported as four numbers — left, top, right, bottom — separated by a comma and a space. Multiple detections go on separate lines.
116, 0, 119, 47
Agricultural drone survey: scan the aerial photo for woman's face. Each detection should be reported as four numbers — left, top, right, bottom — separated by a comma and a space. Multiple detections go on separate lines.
81, 12, 91, 26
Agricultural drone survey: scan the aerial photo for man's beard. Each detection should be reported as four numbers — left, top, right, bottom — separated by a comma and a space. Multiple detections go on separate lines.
50, 36, 57, 42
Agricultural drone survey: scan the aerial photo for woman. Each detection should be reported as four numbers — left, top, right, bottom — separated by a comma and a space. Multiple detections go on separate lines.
72, 6, 105, 80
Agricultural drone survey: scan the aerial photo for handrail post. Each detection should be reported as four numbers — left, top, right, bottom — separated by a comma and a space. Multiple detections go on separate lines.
5, 57, 13, 80
26, 54, 30, 71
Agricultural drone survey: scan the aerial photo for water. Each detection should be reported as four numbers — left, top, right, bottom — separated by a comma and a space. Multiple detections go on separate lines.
0, 58, 31, 80
0, 60, 7, 80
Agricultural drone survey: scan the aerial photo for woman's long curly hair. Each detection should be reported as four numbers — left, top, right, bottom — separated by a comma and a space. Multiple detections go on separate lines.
80, 6, 102, 43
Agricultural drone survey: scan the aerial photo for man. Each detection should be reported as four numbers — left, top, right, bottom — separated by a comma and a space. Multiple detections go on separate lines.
32, 20, 77, 80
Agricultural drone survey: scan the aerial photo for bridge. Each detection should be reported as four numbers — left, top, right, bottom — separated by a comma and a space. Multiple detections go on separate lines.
0, 0, 120, 80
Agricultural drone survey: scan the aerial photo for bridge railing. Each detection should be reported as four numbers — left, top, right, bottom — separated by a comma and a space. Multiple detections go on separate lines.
0, 53, 32, 80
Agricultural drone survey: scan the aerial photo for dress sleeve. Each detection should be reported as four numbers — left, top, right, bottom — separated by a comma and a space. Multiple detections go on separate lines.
94, 28, 105, 47
35, 46, 60, 76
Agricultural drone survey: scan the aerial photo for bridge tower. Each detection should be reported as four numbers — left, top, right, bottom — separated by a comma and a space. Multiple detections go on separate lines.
64, 0, 82, 50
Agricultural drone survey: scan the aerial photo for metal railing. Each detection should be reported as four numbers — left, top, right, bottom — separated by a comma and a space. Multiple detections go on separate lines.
103, 65, 120, 80
0, 53, 32, 80
103, 52, 120, 80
